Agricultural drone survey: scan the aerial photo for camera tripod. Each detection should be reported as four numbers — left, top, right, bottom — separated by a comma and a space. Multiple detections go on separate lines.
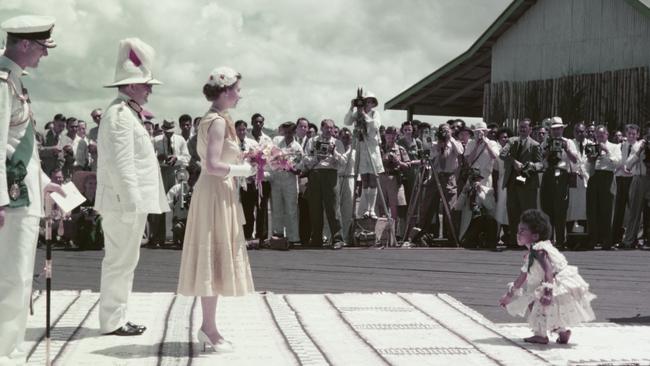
402, 155, 460, 247
347, 119, 396, 248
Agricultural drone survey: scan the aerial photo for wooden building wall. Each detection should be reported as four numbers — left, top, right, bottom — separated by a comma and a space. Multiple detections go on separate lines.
483, 66, 650, 129
491, 0, 650, 83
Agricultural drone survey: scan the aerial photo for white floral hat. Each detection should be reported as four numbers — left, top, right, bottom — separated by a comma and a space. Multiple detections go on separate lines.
207, 66, 239, 88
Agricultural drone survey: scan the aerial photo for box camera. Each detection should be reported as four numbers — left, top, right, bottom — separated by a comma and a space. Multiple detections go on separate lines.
584, 143, 600, 159
314, 141, 333, 156
436, 129, 450, 141
549, 138, 564, 153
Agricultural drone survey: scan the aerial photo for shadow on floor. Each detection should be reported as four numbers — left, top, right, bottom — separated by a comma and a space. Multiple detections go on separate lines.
609, 314, 650, 324
25, 327, 99, 342
91, 342, 194, 359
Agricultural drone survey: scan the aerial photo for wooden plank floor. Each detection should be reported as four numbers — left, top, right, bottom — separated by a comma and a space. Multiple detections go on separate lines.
34, 246, 650, 324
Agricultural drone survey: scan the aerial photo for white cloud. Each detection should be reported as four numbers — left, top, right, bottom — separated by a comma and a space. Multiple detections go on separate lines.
1, 0, 509, 130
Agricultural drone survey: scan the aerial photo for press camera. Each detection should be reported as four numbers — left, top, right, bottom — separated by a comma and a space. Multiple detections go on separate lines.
436, 128, 450, 141
549, 138, 564, 153
314, 140, 334, 156
584, 143, 601, 159
546, 138, 564, 166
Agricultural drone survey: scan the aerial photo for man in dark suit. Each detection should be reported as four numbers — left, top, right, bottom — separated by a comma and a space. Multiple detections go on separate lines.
499, 118, 543, 246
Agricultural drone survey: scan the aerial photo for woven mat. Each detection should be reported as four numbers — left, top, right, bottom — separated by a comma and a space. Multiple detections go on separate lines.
24, 291, 650, 366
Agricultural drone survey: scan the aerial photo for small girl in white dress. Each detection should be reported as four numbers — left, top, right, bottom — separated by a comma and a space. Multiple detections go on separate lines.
499, 209, 596, 344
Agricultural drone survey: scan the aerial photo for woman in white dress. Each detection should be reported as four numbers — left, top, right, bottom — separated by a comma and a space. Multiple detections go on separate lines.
177, 67, 256, 352
344, 90, 384, 218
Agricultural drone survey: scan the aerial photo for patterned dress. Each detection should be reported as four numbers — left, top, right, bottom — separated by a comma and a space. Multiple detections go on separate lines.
506, 241, 596, 332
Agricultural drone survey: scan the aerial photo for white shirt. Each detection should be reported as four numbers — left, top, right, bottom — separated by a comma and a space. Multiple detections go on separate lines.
303, 135, 347, 171
338, 144, 356, 176
591, 141, 622, 172
625, 140, 647, 176
464, 138, 499, 186
153, 133, 190, 168
430, 137, 464, 173
166, 181, 191, 218
540, 137, 578, 172
252, 131, 273, 146
616, 141, 635, 177
271, 138, 303, 178
59, 133, 81, 158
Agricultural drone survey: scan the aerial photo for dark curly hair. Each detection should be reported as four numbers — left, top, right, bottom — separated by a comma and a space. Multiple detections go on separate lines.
519, 209, 552, 241
202, 73, 242, 102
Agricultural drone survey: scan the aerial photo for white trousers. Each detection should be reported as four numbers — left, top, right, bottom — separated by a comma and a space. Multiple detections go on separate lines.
338, 176, 355, 243
99, 212, 147, 333
0, 214, 40, 366
271, 173, 299, 242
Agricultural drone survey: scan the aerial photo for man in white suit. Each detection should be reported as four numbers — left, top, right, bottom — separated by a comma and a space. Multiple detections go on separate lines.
0, 15, 65, 365
95, 38, 169, 336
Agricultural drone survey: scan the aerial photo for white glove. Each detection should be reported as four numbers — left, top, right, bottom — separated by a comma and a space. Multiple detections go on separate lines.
226, 162, 256, 178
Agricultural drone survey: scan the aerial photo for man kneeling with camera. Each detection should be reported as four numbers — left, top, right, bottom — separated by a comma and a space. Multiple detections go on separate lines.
166, 166, 199, 249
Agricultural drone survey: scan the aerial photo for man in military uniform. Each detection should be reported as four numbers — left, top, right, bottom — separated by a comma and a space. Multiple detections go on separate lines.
0, 14, 64, 365
95, 38, 169, 336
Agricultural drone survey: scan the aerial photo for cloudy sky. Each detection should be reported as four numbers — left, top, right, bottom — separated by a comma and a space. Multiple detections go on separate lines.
2, 0, 511, 131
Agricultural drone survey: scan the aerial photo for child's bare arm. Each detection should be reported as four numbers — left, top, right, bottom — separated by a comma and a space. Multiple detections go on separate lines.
536, 250, 554, 283
535, 250, 554, 305
513, 270, 528, 289
499, 271, 528, 307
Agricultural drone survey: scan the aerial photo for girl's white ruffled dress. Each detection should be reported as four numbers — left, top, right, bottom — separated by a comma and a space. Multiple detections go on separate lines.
506, 240, 596, 332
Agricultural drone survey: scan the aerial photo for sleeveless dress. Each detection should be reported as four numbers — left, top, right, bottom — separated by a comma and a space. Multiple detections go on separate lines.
177, 111, 255, 297
505, 241, 596, 332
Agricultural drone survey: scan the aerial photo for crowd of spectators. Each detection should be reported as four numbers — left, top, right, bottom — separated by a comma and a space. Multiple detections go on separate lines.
35, 107, 650, 252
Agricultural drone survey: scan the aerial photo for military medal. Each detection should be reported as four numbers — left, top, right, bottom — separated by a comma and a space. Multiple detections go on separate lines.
9, 183, 20, 201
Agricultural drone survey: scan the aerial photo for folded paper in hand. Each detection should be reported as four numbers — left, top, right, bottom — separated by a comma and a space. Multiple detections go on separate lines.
50, 182, 86, 213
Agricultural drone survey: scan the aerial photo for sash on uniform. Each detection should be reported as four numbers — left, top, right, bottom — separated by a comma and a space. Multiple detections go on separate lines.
6, 120, 34, 207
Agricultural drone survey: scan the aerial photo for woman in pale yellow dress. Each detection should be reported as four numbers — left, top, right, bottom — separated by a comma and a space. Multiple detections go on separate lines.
177, 66, 255, 352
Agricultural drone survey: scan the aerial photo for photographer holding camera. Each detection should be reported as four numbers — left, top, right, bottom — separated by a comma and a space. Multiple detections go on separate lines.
303, 119, 347, 249
499, 118, 543, 247
152, 119, 190, 247
379, 126, 411, 235
410, 123, 463, 245
612, 124, 639, 246
397, 121, 422, 204
585, 125, 621, 250
344, 89, 384, 219
454, 122, 500, 249
621, 123, 650, 249
166, 166, 199, 249
539, 117, 578, 248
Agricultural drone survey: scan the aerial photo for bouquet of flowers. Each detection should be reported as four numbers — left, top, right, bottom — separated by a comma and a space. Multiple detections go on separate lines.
242, 143, 301, 196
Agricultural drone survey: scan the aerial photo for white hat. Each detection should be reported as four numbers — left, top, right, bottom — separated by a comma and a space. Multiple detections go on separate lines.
549, 116, 566, 129
362, 90, 378, 106
105, 38, 162, 88
1, 15, 56, 48
472, 121, 489, 131
206, 66, 239, 88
